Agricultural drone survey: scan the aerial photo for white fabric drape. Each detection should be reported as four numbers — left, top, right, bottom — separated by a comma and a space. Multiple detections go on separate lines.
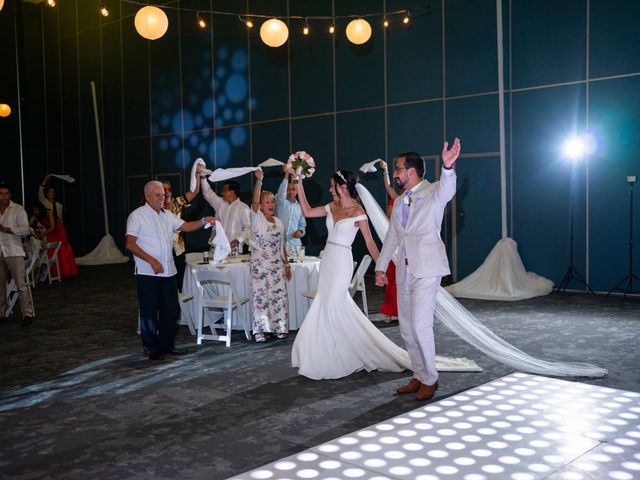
206, 158, 284, 183
355, 183, 607, 379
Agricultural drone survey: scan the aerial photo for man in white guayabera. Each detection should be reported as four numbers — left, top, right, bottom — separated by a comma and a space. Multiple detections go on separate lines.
201, 179, 250, 250
375, 139, 461, 401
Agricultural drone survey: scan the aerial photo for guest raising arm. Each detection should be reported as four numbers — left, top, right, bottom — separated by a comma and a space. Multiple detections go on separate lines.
249, 169, 291, 343
275, 165, 306, 246
201, 177, 250, 248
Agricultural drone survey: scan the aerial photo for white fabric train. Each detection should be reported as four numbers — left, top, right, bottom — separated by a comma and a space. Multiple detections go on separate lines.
355, 182, 607, 379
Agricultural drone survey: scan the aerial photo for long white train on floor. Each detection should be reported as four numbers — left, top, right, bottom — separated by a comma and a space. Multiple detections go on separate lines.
231, 372, 640, 480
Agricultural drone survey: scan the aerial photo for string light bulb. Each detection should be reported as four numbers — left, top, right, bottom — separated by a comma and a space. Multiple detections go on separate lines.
345, 18, 372, 45
99, 2, 109, 17
259, 18, 289, 47
403, 11, 411, 24
303, 18, 309, 35
246, 19, 254, 28
197, 12, 206, 29
383, 16, 389, 28
329, 24, 335, 34
47, 0, 56, 7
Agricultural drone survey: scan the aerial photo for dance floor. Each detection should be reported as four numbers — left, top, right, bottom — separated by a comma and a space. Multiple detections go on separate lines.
232, 372, 640, 480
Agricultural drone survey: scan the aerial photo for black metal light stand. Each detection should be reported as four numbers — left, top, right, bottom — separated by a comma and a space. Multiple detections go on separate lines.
607, 176, 640, 296
556, 163, 595, 294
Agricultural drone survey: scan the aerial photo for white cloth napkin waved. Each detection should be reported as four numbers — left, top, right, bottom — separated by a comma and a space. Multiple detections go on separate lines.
359, 159, 384, 173
207, 158, 284, 183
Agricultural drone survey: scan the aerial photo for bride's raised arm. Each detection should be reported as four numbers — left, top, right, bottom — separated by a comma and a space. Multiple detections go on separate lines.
357, 219, 379, 262
294, 173, 327, 218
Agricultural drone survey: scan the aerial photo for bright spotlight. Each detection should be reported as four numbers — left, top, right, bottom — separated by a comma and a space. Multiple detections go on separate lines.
562, 136, 587, 161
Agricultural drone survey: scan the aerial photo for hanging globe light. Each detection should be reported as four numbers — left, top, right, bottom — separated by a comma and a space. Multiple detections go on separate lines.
0, 104, 11, 118
134, 6, 169, 40
259, 18, 289, 48
0, 0, 5, 12
345, 18, 372, 45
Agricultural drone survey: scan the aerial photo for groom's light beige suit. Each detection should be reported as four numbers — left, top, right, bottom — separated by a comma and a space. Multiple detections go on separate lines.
376, 167, 456, 385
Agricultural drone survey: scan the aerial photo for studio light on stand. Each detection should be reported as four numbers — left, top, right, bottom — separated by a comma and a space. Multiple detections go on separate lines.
607, 175, 640, 296
556, 135, 595, 294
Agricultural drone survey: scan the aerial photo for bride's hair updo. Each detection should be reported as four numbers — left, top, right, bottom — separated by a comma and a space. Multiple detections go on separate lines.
331, 169, 359, 200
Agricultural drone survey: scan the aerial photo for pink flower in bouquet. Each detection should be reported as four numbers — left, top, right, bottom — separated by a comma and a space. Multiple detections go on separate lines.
286, 151, 315, 179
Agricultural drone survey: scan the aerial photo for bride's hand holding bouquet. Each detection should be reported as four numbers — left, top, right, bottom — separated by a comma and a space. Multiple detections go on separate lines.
286, 151, 315, 184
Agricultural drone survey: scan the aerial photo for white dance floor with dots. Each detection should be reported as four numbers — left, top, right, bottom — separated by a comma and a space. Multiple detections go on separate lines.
231, 373, 640, 480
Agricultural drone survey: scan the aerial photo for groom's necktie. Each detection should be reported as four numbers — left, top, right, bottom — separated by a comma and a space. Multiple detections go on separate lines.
401, 190, 413, 228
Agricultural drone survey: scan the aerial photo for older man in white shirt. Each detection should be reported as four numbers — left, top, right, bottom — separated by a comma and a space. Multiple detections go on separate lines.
0, 183, 34, 326
126, 181, 215, 360
201, 179, 250, 248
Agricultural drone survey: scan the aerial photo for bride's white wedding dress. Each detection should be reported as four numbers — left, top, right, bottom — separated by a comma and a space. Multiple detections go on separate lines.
291, 205, 410, 380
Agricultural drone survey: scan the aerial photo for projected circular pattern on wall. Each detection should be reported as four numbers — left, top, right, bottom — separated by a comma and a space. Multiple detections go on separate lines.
154, 45, 254, 168
232, 373, 640, 480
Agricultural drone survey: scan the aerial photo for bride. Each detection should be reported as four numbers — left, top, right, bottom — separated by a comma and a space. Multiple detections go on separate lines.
291, 169, 413, 380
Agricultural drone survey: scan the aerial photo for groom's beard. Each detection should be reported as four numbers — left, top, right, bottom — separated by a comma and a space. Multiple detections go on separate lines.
395, 178, 406, 189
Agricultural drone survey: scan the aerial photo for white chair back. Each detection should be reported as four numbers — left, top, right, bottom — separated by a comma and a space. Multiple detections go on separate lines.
45, 241, 62, 284
349, 255, 372, 317
185, 252, 204, 264
191, 268, 250, 346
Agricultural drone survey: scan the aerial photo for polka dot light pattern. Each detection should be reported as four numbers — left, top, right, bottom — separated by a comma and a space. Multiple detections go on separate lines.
231, 373, 640, 480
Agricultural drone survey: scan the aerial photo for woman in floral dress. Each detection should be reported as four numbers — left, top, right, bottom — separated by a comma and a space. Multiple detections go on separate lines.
249, 169, 292, 342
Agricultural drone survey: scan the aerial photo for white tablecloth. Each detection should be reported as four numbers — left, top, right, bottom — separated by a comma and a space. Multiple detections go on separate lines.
181, 255, 320, 331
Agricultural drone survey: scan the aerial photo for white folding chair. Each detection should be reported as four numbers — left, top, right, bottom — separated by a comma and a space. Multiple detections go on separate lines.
303, 256, 372, 317
185, 252, 204, 264
192, 268, 250, 347
44, 241, 62, 284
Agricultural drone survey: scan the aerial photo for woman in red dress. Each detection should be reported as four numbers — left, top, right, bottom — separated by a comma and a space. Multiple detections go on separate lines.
40, 178, 78, 279
379, 161, 402, 322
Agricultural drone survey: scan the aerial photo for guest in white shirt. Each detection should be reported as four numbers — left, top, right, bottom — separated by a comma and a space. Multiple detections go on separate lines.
0, 183, 34, 326
201, 179, 250, 248
275, 168, 306, 246
126, 181, 215, 361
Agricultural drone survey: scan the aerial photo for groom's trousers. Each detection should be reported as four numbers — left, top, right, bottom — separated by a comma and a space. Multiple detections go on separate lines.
397, 273, 440, 386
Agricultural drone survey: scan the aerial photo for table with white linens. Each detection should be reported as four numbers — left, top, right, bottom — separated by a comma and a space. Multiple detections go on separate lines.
181, 254, 320, 331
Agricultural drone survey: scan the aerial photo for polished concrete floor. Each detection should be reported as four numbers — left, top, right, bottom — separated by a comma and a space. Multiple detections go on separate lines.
0, 263, 638, 479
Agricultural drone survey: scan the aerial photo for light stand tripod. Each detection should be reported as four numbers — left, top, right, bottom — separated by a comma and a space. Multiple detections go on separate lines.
608, 176, 639, 296
557, 159, 595, 295
556, 169, 595, 294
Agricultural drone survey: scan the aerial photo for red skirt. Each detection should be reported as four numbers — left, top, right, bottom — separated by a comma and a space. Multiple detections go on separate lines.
47, 222, 78, 279
379, 261, 398, 317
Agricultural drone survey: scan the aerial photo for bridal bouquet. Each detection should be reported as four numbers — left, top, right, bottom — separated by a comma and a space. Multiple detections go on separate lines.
286, 151, 316, 180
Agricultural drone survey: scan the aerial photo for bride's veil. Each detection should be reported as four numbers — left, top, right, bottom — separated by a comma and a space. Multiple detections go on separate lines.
355, 182, 607, 378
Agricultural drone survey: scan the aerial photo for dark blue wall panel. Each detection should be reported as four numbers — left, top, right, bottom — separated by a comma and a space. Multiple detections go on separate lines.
590, 0, 640, 78
511, 0, 586, 89
512, 84, 587, 287
588, 76, 640, 291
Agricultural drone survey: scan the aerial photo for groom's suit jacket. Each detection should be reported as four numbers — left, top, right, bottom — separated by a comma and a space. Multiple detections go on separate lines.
376, 168, 456, 284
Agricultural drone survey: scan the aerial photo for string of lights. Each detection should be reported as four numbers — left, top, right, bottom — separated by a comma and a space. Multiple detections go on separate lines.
40, 0, 425, 45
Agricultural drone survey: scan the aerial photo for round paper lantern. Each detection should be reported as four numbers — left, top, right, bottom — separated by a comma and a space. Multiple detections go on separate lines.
0, 0, 5, 12
134, 6, 169, 40
260, 18, 289, 48
346, 18, 372, 45
0, 104, 11, 117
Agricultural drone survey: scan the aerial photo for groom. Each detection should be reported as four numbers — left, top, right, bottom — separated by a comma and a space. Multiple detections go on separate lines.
375, 138, 461, 401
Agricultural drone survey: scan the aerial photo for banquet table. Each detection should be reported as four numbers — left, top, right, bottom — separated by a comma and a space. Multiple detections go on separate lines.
181, 254, 320, 332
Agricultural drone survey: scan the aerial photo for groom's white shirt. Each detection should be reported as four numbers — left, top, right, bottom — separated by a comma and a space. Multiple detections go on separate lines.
376, 167, 456, 282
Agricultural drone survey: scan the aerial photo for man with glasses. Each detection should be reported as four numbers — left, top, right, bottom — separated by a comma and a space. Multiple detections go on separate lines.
375, 138, 461, 401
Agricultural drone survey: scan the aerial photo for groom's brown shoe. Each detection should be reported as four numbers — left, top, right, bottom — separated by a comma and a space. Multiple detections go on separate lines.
415, 381, 439, 401
396, 378, 422, 394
